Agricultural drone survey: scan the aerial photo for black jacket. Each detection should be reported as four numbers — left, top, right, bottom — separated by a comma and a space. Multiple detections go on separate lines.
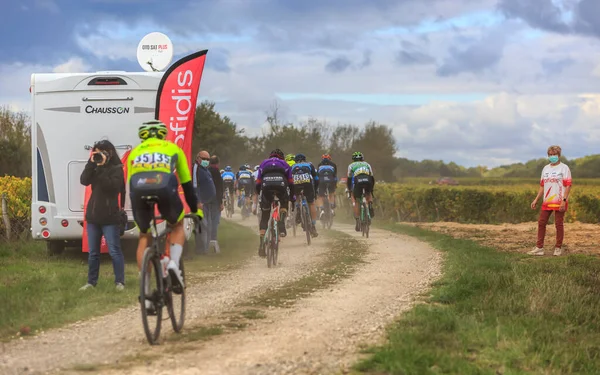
209, 165, 224, 204
80, 161, 125, 225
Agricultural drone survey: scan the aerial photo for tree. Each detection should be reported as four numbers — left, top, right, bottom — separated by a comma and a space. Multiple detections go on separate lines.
351, 121, 397, 181
0, 106, 31, 177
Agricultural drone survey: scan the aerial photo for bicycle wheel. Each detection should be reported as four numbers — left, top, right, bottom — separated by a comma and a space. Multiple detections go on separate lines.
266, 218, 273, 268
302, 202, 311, 245
167, 257, 186, 333
140, 248, 163, 345
291, 203, 297, 237
271, 220, 278, 266
362, 201, 370, 238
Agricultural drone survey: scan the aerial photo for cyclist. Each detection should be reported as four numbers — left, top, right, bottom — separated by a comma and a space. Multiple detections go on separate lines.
285, 153, 296, 167
255, 149, 294, 257
291, 153, 319, 237
221, 166, 236, 212
236, 165, 255, 208
127, 120, 203, 306
317, 153, 338, 218
346, 151, 375, 232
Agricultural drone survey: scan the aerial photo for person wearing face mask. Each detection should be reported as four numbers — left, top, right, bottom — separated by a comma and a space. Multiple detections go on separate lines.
79, 140, 126, 291
193, 150, 216, 254
529, 145, 572, 256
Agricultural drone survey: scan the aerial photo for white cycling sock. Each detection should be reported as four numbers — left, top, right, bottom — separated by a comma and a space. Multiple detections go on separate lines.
170, 244, 183, 267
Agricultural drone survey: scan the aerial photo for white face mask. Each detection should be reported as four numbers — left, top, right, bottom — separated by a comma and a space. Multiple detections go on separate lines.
200, 160, 209, 168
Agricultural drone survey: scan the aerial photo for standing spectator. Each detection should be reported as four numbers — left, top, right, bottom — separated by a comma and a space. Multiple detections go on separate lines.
79, 140, 126, 291
193, 150, 216, 254
529, 145, 572, 256
208, 155, 224, 253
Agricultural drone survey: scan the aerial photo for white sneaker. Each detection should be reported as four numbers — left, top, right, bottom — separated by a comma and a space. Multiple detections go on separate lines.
79, 283, 94, 291
553, 247, 563, 256
528, 247, 544, 256
167, 260, 185, 290
211, 240, 221, 254
116, 283, 125, 291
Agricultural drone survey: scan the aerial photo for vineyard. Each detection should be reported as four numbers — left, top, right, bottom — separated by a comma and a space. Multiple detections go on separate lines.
2, 176, 600, 242
338, 179, 600, 224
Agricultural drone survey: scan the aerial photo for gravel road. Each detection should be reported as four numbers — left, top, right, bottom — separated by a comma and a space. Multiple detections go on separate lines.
0, 216, 441, 375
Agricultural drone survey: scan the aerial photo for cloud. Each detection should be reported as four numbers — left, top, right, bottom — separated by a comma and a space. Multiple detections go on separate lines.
541, 57, 575, 75
498, 0, 570, 34
52, 57, 90, 73
325, 56, 352, 73
436, 29, 506, 76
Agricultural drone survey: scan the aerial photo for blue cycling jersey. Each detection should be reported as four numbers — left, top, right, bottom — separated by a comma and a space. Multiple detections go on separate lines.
222, 171, 236, 182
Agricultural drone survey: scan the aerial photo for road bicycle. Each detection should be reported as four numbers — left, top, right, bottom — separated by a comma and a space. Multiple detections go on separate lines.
224, 188, 234, 218
262, 194, 281, 268
320, 186, 334, 230
240, 188, 252, 219
295, 189, 312, 246
356, 187, 371, 238
138, 196, 201, 345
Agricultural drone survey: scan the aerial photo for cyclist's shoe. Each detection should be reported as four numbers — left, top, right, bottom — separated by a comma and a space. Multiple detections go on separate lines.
278, 221, 287, 238
258, 237, 266, 257
355, 218, 361, 232
310, 225, 319, 238
369, 202, 375, 218
167, 260, 185, 293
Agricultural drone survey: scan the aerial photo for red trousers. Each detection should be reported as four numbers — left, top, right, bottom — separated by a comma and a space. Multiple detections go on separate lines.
536, 210, 565, 248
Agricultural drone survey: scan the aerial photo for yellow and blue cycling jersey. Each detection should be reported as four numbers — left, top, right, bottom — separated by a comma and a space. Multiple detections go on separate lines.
127, 138, 192, 184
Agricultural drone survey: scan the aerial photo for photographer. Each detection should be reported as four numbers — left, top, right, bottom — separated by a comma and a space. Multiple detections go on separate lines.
79, 140, 126, 291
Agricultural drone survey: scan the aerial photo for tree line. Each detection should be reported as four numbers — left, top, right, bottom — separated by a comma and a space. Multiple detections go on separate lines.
2, 102, 600, 180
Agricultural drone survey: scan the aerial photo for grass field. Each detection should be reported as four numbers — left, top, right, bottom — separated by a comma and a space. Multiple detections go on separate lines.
355, 223, 600, 375
0, 221, 256, 341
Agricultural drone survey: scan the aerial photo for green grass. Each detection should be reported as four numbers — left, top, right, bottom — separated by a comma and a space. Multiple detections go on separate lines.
0, 221, 256, 341
355, 223, 600, 375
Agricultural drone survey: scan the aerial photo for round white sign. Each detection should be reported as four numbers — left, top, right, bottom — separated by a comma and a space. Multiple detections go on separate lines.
136, 32, 174, 72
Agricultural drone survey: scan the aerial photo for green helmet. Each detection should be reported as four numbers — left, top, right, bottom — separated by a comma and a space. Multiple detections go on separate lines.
285, 154, 295, 162
138, 120, 168, 140
352, 151, 364, 162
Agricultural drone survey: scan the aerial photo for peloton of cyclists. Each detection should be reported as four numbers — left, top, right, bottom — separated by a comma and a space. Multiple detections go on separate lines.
235, 164, 255, 209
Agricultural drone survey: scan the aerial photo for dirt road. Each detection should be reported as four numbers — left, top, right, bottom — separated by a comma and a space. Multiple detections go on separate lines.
0, 216, 440, 375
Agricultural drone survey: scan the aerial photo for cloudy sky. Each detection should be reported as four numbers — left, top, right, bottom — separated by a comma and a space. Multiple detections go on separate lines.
2, 0, 600, 167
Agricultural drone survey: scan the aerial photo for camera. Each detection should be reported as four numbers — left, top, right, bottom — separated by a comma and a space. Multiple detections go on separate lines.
92, 151, 109, 164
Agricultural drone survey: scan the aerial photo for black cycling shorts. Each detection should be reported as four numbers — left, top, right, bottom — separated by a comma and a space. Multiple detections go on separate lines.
352, 174, 374, 198
294, 182, 315, 203
237, 179, 254, 195
223, 181, 235, 192
317, 180, 336, 197
130, 172, 183, 234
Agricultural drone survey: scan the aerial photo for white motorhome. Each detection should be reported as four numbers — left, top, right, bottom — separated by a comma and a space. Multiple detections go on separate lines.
30, 72, 192, 254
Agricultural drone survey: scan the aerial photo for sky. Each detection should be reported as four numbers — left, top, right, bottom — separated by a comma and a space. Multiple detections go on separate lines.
2, 0, 600, 167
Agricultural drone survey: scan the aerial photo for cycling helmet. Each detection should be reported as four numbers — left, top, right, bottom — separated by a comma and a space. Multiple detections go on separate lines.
322, 153, 331, 160
295, 153, 306, 162
220, 169, 224, 174
239, 165, 247, 171
352, 151, 364, 162
138, 119, 168, 140
270, 149, 285, 160
244, 163, 251, 170
254, 165, 260, 171
285, 154, 295, 162
225, 166, 232, 172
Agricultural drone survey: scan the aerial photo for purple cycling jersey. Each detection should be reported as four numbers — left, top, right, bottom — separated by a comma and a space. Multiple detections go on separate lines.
256, 157, 293, 187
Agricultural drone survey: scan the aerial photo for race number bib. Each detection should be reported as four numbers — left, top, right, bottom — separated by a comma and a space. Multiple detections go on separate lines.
293, 173, 311, 185
132, 152, 171, 171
